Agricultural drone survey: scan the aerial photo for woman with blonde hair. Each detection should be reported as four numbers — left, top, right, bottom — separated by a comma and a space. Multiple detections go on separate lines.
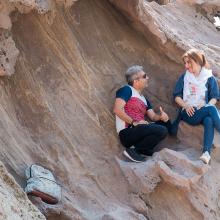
173, 48, 220, 164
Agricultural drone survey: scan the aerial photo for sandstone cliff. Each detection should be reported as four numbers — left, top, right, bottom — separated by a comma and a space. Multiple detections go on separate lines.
0, 161, 46, 220
0, 0, 220, 219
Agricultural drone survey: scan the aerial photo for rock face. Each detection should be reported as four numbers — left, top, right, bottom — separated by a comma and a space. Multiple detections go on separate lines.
0, 162, 46, 220
117, 148, 209, 193
110, 0, 220, 74
0, 0, 77, 76
0, 0, 220, 220
0, 30, 19, 76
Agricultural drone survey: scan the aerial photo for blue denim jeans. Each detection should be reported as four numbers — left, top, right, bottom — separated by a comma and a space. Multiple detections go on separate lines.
181, 105, 220, 153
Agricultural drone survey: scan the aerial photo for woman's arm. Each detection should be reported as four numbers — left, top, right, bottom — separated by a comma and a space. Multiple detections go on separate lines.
175, 96, 187, 109
175, 96, 195, 117
208, 98, 217, 105
173, 73, 185, 100
208, 77, 219, 105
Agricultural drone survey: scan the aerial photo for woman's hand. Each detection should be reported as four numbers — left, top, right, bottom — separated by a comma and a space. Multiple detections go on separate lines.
197, 103, 205, 110
175, 97, 195, 117
185, 105, 195, 117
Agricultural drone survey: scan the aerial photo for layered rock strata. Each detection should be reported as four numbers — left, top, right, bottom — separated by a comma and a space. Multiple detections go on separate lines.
110, 0, 220, 74
0, 162, 45, 220
0, 0, 220, 220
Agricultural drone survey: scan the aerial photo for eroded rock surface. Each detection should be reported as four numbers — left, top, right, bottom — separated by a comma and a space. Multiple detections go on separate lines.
0, 0, 78, 76
0, 30, 19, 76
117, 148, 209, 193
110, 0, 220, 74
0, 162, 45, 220
178, 121, 220, 150
0, 0, 220, 220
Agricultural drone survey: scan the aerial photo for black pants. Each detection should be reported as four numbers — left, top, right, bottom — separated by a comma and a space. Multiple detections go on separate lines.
119, 120, 171, 156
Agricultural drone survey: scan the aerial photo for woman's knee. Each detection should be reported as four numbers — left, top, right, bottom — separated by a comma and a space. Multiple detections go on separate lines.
206, 105, 218, 115
202, 116, 213, 126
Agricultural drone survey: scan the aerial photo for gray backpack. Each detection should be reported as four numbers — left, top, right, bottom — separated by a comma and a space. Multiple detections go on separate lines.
25, 164, 61, 204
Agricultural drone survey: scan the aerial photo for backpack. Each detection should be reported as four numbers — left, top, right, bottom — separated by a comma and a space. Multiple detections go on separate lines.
25, 164, 61, 204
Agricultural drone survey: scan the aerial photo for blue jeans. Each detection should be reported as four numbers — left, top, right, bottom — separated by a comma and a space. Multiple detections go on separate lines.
181, 105, 220, 153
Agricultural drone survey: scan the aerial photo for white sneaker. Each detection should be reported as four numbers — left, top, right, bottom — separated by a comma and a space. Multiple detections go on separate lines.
200, 151, 211, 164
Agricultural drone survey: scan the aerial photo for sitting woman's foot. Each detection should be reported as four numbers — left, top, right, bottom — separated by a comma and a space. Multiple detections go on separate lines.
200, 151, 211, 164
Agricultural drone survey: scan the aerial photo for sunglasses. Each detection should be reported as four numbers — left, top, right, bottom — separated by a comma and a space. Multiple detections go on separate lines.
141, 73, 147, 79
136, 73, 147, 80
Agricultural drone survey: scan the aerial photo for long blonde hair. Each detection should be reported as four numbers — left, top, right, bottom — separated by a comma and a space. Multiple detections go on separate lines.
182, 49, 210, 69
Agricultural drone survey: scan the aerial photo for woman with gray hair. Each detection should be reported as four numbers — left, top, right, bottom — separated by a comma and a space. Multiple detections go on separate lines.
114, 65, 172, 162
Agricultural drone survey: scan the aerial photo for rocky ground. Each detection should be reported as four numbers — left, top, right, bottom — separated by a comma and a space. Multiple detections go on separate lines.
0, 161, 45, 220
0, 0, 220, 219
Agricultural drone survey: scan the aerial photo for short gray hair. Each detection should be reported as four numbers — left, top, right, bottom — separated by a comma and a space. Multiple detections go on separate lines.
125, 65, 144, 85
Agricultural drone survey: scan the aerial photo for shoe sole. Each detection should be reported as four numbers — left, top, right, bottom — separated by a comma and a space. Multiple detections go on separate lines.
200, 157, 210, 164
123, 150, 144, 163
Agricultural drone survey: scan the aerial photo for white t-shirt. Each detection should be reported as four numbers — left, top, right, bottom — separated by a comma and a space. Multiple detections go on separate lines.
183, 67, 212, 107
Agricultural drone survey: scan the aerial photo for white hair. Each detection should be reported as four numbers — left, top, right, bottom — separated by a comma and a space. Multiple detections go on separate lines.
125, 65, 144, 85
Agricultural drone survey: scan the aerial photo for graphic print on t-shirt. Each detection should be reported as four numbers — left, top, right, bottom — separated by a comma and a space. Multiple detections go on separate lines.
186, 82, 205, 106
189, 82, 196, 96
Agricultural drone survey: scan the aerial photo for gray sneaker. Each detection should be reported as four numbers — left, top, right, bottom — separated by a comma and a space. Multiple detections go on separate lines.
123, 147, 146, 163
